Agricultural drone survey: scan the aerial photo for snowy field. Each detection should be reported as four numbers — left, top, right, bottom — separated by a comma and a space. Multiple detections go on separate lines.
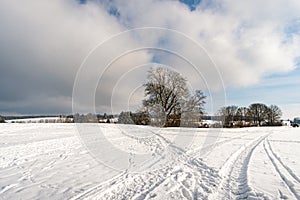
0, 123, 299, 199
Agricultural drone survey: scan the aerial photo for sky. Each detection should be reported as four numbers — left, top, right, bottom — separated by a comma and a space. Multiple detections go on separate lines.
0, 0, 300, 119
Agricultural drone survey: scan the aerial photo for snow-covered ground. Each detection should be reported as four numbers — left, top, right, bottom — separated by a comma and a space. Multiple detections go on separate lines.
0, 124, 299, 199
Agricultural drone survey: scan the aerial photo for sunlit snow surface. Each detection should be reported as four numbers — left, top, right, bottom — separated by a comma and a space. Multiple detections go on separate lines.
0, 124, 299, 199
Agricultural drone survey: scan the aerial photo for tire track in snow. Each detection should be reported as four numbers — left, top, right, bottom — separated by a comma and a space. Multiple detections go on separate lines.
263, 139, 300, 199
188, 132, 254, 159
69, 172, 126, 200
71, 129, 220, 200
266, 139, 300, 184
71, 129, 258, 200
0, 183, 18, 194
70, 130, 170, 200
208, 134, 269, 200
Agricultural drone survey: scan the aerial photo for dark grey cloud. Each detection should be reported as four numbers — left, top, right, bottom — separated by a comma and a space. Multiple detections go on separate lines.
0, 0, 122, 114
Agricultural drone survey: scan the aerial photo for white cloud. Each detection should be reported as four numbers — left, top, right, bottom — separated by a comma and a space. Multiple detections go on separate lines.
110, 0, 300, 87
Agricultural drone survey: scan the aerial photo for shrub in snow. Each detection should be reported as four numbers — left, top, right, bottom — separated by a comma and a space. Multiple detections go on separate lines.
118, 112, 135, 124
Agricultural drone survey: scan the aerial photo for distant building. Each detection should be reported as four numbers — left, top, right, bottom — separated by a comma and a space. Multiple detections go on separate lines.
282, 118, 300, 127
281, 120, 291, 126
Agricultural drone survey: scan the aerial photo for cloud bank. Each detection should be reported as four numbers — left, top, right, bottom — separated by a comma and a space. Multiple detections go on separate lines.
0, 0, 299, 115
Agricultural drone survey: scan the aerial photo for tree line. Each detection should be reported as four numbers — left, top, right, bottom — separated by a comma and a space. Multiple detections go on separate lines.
219, 103, 282, 128
118, 67, 285, 128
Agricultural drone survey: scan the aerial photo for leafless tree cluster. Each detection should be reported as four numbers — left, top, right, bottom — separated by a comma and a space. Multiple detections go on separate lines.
0, 115, 5, 123
219, 103, 282, 127
143, 67, 206, 127
118, 111, 150, 125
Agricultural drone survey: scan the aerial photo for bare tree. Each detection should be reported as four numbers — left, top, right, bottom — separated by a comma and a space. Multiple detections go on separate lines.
219, 105, 238, 127
217, 103, 283, 128
0, 115, 5, 123
236, 107, 252, 122
143, 67, 206, 127
267, 105, 282, 125
118, 111, 135, 124
249, 103, 269, 126
181, 90, 206, 127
